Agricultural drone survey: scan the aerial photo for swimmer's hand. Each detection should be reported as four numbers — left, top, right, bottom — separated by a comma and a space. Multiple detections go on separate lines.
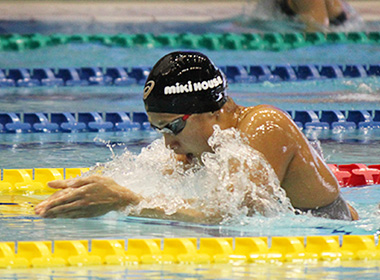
35, 175, 222, 223
34, 175, 141, 218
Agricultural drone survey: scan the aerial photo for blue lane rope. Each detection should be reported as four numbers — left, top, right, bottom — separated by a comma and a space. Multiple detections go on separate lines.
0, 110, 380, 133
0, 64, 379, 87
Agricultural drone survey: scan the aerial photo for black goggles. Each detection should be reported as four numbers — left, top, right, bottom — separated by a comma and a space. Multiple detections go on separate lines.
151, 114, 191, 135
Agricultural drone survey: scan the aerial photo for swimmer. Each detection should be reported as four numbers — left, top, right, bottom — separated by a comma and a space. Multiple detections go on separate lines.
277, 0, 351, 31
35, 51, 359, 222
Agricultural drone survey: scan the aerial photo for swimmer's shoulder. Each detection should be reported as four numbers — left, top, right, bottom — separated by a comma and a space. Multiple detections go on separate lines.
237, 104, 295, 131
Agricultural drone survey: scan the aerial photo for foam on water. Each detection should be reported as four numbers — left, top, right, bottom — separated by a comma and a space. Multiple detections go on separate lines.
84, 126, 294, 224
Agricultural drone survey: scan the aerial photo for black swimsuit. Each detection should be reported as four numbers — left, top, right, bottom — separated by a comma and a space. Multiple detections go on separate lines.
279, 0, 348, 26
296, 195, 353, 221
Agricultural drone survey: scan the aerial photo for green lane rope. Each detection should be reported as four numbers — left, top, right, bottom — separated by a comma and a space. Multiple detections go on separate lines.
0, 31, 379, 52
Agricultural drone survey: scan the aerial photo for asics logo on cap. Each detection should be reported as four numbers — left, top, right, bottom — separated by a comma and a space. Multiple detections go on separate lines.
164, 76, 224, 95
215, 92, 224, 102
143, 80, 155, 100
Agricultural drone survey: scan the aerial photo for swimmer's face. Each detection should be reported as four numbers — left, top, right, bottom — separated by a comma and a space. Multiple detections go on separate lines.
147, 112, 215, 159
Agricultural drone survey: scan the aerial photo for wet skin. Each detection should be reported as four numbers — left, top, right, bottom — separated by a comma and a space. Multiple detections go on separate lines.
281, 0, 347, 31
35, 98, 358, 221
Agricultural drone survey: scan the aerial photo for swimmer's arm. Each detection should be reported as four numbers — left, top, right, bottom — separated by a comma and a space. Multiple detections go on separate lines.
238, 105, 341, 209
35, 175, 222, 223
35, 175, 140, 218
130, 205, 222, 224
231, 107, 299, 214
238, 106, 298, 184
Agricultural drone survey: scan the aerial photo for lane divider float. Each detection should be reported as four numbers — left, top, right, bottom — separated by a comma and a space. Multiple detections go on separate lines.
1, 110, 380, 133
0, 235, 379, 268
0, 63, 379, 87
327, 164, 380, 187
0, 31, 380, 52
0, 168, 89, 195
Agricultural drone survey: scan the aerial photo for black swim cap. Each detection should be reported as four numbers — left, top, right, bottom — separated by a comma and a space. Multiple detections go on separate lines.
143, 51, 228, 114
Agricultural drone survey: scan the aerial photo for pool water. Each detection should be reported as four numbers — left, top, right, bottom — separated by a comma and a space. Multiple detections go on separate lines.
0, 131, 158, 169
0, 185, 379, 242
1, 259, 379, 280
1, 15, 380, 279
1, 43, 379, 68
1, 42, 380, 236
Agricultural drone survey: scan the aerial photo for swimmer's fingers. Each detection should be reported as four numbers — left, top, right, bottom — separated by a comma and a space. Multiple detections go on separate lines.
35, 188, 79, 216
39, 186, 116, 218
47, 175, 100, 189
41, 200, 99, 219
47, 179, 78, 189
37, 178, 130, 218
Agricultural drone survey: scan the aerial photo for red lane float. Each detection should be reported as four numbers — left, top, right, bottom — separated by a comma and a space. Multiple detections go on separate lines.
327, 164, 380, 187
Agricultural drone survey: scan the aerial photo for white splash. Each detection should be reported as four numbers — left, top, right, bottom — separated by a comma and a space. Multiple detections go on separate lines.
85, 126, 294, 223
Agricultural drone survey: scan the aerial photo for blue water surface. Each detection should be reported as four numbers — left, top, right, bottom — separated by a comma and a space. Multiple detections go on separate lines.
1, 15, 380, 279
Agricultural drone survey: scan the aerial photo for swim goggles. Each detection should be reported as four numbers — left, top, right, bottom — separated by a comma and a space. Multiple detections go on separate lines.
151, 114, 191, 135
